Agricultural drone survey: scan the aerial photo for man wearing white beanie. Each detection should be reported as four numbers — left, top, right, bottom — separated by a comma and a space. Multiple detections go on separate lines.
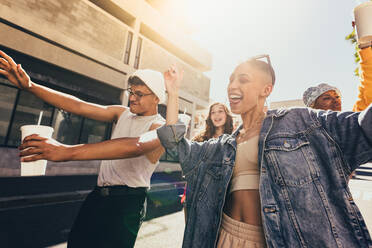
66, 68, 168, 248
132, 69, 166, 105
0, 50, 179, 248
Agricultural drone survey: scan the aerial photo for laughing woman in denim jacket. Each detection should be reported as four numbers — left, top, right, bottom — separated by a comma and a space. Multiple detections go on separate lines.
157, 58, 372, 248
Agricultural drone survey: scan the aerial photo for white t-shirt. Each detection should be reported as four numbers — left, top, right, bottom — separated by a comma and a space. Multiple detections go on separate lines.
97, 110, 164, 188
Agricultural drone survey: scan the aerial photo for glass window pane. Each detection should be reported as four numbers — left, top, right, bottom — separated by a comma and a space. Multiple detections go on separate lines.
166, 152, 179, 162
0, 84, 18, 145
134, 37, 142, 69
52, 109, 83, 145
79, 118, 110, 144
160, 152, 167, 161
159, 149, 179, 162
124, 31, 133, 65
6, 91, 54, 147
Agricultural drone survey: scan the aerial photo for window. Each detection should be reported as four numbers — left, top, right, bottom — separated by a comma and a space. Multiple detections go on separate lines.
0, 79, 115, 177
160, 150, 179, 163
1, 85, 114, 148
80, 118, 111, 144
124, 31, 133, 64
6, 90, 54, 147
158, 104, 166, 119
134, 37, 143, 69
0, 47, 121, 177
52, 108, 112, 145
52, 110, 83, 145
0, 81, 18, 145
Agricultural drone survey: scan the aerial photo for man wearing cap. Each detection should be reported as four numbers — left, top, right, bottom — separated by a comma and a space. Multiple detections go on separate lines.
67, 69, 166, 248
303, 41, 372, 111
0, 51, 179, 247
303, 83, 342, 111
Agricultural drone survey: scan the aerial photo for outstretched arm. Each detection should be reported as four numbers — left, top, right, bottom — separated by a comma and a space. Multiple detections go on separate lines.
353, 46, 372, 112
0, 50, 125, 122
17, 64, 183, 163
19, 130, 162, 162
313, 104, 372, 175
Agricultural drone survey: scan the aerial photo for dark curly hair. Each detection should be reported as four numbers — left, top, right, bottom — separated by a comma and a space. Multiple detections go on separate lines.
192, 103, 233, 142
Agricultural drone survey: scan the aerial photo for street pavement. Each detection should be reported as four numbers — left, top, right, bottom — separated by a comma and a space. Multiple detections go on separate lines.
135, 210, 185, 248
350, 179, 372, 231
48, 210, 186, 248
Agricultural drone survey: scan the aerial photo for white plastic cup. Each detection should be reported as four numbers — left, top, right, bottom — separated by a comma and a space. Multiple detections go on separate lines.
20, 125, 54, 176
354, 2, 372, 45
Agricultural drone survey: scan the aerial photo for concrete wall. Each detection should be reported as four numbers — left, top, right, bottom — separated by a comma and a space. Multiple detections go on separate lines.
0, 0, 128, 63
0, 8, 129, 89
0, 0, 211, 107
141, 38, 210, 102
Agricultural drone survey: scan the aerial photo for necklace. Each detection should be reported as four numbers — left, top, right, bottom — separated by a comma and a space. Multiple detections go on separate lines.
238, 112, 266, 139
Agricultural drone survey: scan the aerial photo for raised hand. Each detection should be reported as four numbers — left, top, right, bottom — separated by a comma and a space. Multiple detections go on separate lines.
19, 134, 70, 162
0, 50, 31, 89
163, 65, 183, 96
163, 65, 183, 125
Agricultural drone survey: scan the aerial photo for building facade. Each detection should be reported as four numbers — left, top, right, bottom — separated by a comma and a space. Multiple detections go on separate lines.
0, 0, 212, 176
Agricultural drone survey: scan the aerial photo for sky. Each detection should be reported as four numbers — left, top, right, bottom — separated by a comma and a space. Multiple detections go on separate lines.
183, 0, 368, 110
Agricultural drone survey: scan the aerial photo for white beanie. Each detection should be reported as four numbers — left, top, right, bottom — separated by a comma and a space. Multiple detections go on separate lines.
132, 69, 166, 104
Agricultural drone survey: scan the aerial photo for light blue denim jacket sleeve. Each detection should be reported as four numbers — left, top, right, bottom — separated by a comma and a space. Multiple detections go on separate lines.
359, 103, 372, 138
156, 121, 207, 176
313, 103, 372, 173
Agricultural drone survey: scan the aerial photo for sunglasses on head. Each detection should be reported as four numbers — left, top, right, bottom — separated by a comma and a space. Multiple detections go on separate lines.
249, 54, 275, 85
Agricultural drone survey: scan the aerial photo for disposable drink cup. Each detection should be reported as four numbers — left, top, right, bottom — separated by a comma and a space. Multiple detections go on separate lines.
20, 125, 54, 176
178, 114, 191, 128
354, 2, 372, 44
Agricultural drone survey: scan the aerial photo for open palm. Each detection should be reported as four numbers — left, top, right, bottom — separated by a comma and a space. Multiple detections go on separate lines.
0, 50, 31, 89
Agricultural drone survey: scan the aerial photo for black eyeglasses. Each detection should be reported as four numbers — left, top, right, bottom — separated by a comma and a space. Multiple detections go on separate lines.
125, 88, 153, 99
250, 54, 276, 85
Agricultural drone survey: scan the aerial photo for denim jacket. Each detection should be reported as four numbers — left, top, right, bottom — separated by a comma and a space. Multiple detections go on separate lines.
157, 105, 372, 248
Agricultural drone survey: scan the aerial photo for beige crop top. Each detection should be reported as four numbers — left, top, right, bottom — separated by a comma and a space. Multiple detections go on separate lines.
229, 135, 260, 194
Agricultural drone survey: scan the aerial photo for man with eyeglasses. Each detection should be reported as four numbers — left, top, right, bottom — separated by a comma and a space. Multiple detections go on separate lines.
0, 50, 182, 248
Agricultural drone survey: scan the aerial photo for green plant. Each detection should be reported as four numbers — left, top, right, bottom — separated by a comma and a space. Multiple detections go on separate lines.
345, 27, 361, 76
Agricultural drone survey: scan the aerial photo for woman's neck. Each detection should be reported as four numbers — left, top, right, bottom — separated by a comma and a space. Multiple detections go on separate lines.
240, 105, 266, 131
213, 126, 224, 138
